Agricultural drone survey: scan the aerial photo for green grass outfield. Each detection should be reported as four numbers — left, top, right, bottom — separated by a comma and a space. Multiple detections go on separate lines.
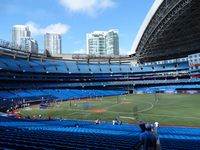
17, 94, 200, 126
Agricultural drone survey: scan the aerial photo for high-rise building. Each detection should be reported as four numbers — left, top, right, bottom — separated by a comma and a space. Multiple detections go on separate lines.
86, 29, 119, 55
105, 30, 119, 55
12, 25, 38, 53
44, 33, 62, 55
86, 31, 106, 55
12, 25, 31, 45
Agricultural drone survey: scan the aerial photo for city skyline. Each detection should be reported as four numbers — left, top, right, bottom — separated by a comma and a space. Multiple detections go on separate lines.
0, 0, 154, 54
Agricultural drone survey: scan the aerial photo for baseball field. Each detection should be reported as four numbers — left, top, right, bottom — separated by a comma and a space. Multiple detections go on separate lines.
16, 94, 200, 126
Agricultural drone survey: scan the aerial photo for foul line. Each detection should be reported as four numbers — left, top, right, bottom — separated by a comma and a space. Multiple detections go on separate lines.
119, 116, 136, 120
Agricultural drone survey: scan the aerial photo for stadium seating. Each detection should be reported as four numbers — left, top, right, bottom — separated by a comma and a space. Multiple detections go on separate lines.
0, 116, 140, 149
0, 54, 197, 94
0, 55, 191, 74
159, 127, 200, 150
0, 116, 200, 149
0, 89, 127, 109
134, 84, 200, 94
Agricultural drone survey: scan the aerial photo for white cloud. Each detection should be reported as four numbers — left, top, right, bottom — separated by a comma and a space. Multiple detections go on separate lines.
73, 48, 86, 54
25, 21, 70, 35
59, 0, 115, 15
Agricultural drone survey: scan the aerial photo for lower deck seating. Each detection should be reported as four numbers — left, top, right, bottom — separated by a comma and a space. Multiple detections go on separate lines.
0, 116, 200, 149
158, 127, 200, 150
0, 89, 127, 111
0, 116, 139, 149
0, 89, 126, 101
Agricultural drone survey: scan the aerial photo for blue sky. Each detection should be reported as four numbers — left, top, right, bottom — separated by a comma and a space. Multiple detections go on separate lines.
0, 0, 154, 54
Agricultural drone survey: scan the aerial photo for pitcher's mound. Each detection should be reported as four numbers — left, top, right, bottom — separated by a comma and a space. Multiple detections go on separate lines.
87, 109, 107, 113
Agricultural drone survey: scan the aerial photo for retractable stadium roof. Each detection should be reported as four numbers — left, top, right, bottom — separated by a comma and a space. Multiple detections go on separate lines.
132, 0, 200, 63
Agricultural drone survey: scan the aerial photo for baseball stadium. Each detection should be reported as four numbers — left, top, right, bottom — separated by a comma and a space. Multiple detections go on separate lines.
0, 0, 200, 149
